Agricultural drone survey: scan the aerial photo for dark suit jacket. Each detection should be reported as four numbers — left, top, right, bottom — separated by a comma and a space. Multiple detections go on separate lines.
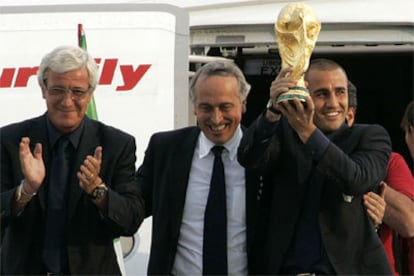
135, 126, 265, 275
238, 115, 393, 275
0, 113, 145, 275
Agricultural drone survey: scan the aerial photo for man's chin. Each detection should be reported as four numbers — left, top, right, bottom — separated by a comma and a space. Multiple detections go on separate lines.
321, 125, 341, 133
206, 133, 228, 145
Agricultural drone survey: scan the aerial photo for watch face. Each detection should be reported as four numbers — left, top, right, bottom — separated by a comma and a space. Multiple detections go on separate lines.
92, 186, 107, 199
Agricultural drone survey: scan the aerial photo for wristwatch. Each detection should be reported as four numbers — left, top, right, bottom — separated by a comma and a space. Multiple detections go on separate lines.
88, 184, 108, 200
266, 99, 282, 115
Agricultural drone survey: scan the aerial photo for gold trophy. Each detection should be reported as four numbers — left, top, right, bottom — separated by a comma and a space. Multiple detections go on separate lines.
275, 2, 321, 103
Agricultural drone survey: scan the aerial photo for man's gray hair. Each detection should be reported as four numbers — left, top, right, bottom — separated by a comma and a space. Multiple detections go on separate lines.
189, 60, 251, 105
37, 45, 99, 92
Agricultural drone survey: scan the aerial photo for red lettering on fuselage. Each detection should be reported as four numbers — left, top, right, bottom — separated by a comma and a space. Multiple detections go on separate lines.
14, 67, 39, 87
0, 68, 16, 87
99, 59, 117, 85
0, 58, 151, 91
117, 64, 151, 91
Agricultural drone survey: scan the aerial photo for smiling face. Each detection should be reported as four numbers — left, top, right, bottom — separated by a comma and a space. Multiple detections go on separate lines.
193, 75, 244, 145
307, 67, 349, 133
42, 67, 92, 134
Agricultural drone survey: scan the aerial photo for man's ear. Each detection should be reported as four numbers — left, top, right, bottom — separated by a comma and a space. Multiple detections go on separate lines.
242, 100, 247, 114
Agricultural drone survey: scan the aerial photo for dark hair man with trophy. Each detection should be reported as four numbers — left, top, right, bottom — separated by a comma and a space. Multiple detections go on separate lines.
238, 3, 393, 275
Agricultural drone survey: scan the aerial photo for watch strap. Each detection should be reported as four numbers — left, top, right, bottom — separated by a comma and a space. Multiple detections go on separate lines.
88, 184, 108, 200
267, 100, 282, 115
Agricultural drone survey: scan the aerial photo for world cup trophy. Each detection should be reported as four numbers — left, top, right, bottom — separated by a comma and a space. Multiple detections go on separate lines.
275, 2, 321, 103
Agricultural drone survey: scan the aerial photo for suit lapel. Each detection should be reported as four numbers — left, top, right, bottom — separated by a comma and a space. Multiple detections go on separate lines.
27, 114, 50, 212
331, 126, 353, 154
242, 124, 260, 253
26, 115, 99, 217
169, 128, 200, 239
290, 126, 312, 188
68, 118, 100, 219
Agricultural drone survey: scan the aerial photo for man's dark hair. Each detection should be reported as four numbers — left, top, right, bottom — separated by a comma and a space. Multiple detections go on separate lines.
348, 80, 358, 110
401, 101, 414, 131
305, 58, 348, 82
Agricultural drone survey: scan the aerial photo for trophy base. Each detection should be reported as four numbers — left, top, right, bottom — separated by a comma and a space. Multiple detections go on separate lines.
276, 86, 309, 103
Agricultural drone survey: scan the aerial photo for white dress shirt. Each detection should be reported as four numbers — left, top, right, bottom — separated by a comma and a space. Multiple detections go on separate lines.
172, 126, 247, 275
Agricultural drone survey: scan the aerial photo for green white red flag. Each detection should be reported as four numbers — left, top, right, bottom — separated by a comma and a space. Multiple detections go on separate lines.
78, 23, 98, 120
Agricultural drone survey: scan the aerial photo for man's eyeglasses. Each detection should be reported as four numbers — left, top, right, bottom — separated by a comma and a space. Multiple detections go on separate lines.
47, 87, 91, 100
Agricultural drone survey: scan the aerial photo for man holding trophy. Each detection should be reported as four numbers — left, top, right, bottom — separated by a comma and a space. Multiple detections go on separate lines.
238, 3, 392, 275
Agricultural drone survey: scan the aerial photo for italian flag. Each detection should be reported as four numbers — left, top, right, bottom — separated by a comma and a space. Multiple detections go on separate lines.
78, 24, 98, 120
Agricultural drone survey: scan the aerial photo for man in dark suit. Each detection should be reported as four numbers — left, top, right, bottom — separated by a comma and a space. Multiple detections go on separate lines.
136, 60, 265, 274
0, 46, 144, 275
238, 58, 392, 274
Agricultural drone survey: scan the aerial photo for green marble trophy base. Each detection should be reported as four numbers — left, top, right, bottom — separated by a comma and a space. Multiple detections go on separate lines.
276, 86, 308, 103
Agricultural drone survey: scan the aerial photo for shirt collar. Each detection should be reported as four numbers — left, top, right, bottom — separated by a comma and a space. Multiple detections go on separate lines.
325, 122, 349, 141
198, 125, 242, 161
46, 116, 85, 149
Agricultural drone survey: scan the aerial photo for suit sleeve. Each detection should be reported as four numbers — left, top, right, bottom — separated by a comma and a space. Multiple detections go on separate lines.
0, 125, 31, 231
104, 135, 145, 236
239, 118, 392, 196
316, 124, 392, 195
238, 113, 281, 171
135, 135, 155, 218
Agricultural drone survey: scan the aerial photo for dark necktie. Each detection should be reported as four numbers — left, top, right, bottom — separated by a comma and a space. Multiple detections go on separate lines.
43, 137, 70, 273
203, 146, 228, 275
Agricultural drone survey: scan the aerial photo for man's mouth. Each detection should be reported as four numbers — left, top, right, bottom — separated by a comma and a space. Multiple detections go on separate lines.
210, 124, 226, 132
325, 111, 340, 118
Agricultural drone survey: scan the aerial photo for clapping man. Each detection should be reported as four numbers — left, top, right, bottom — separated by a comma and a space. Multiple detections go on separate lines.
0, 46, 144, 275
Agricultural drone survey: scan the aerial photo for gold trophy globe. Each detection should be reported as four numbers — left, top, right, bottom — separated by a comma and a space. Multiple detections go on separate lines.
275, 2, 321, 103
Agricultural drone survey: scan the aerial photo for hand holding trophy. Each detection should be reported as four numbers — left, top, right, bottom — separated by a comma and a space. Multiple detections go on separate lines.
275, 2, 321, 103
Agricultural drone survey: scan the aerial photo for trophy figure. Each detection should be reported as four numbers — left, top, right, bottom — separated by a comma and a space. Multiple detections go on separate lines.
275, 2, 321, 103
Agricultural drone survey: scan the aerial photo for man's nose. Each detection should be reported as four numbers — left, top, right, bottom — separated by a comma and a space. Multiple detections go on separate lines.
326, 92, 339, 107
211, 108, 223, 123
61, 91, 75, 102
